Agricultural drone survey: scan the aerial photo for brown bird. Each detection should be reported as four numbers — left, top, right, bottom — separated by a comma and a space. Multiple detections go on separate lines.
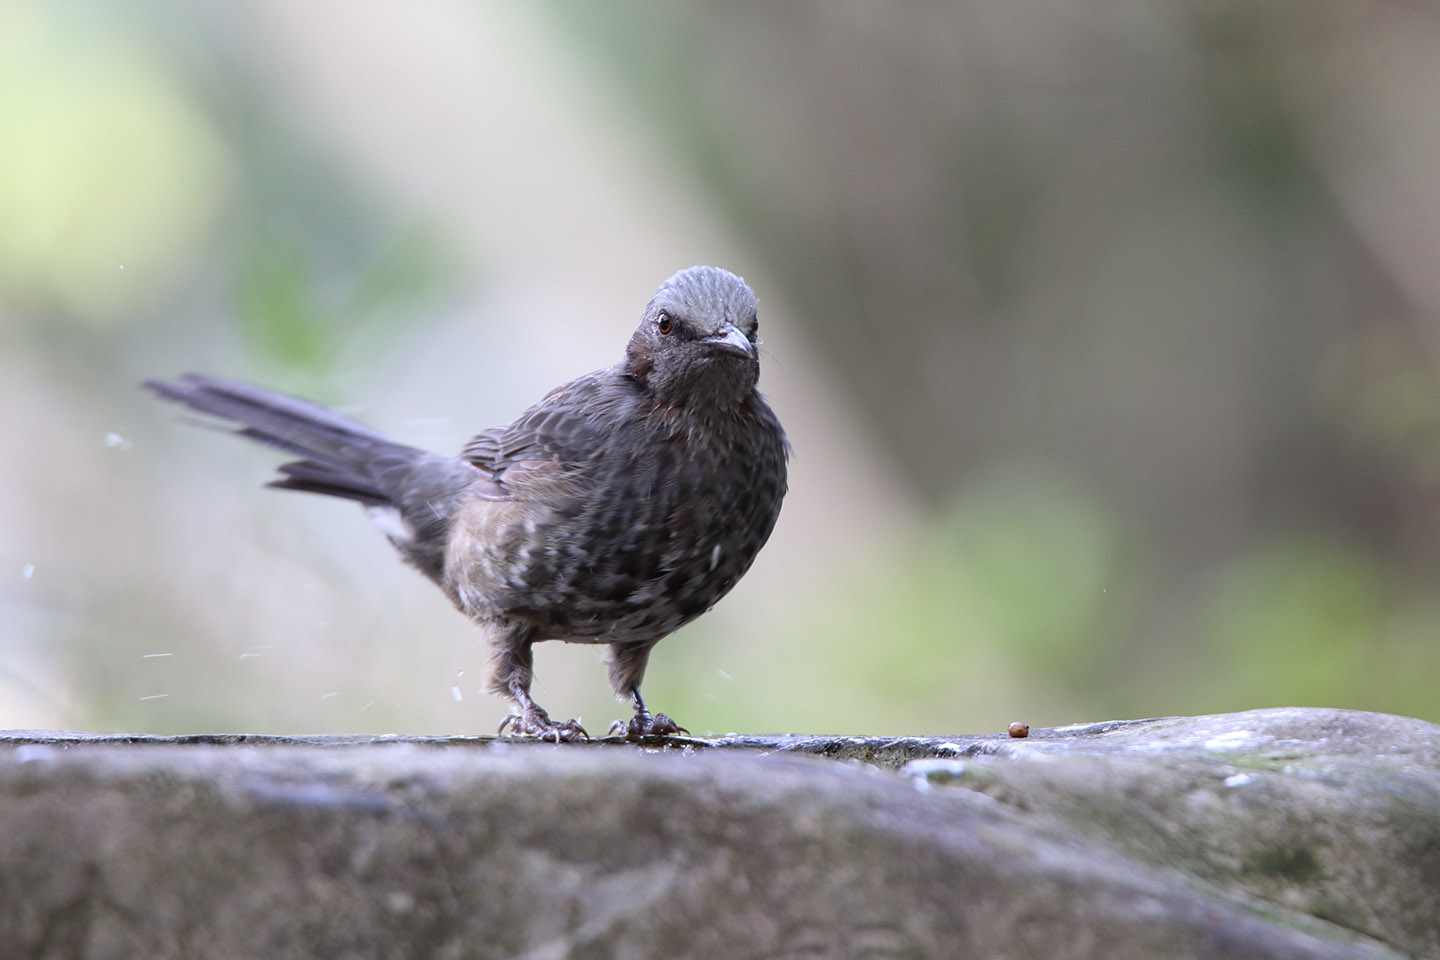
145, 265, 789, 741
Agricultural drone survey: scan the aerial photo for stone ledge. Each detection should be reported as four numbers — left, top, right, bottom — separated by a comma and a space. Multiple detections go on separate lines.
1, 708, 1434, 959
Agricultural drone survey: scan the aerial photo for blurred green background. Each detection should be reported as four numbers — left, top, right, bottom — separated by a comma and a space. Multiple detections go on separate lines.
4, 2, 1438, 736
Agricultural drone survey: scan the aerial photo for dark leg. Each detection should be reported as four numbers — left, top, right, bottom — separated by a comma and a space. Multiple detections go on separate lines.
490, 625, 587, 742
606, 641, 688, 739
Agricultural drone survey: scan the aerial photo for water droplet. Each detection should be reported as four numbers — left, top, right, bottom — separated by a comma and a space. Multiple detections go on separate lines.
20, 563, 34, 582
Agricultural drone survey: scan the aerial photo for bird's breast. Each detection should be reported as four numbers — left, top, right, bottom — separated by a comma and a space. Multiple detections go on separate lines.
444, 401, 787, 642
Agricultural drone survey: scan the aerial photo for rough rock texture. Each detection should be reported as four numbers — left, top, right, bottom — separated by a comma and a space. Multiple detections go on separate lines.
1, 708, 1435, 959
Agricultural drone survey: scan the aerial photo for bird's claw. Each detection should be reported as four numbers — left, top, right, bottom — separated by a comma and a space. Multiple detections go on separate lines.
499, 709, 589, 743
609, 711, 689, 740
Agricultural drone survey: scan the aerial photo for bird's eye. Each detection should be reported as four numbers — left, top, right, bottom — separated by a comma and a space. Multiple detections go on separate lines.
657, 313, 673, 335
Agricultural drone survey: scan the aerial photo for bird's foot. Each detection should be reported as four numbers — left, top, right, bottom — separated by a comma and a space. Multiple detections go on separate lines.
498, 707, 589, 743
608, 710, 689, 740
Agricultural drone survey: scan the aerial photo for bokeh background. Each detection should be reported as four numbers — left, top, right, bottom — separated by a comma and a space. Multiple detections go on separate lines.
4, 1, 1439, 736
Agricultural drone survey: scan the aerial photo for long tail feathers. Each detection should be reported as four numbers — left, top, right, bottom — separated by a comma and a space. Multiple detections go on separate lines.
143, 374, 410, 506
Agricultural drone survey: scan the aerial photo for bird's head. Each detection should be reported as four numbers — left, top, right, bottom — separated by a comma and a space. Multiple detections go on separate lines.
624, 265, 762, 412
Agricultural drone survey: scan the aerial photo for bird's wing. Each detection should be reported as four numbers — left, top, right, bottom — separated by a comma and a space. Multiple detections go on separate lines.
460, 370, 627, 501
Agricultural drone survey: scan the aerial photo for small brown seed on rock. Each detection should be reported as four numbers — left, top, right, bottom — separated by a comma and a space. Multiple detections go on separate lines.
1007, 721, 1030, 739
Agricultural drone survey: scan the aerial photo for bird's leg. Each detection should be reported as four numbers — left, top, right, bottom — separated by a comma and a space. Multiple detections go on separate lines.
498, 685, 589, 743
612, 688, 689, 739
606, 641, 688, 738
491, 626, 587, 742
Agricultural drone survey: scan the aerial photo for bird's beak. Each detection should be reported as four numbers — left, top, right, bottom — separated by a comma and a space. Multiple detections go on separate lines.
703, 323, 755, 358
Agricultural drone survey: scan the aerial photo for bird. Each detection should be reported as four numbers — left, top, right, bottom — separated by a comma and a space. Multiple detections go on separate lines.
145, 265, 789, 742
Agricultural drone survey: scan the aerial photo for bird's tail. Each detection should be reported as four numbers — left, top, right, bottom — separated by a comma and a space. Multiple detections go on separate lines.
144, 374, 477, 581
144, 373, 416, 505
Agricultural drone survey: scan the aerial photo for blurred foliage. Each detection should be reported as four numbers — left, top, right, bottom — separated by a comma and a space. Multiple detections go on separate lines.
0, 4, 228, 323
779, 467, 1136, 732
1204, 541, 1386, 709
236, 227, 452, 373
548, 0, 1440, 728
1322, 327, 1440, 492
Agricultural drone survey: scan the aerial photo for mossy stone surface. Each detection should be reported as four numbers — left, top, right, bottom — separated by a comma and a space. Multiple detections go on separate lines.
1, 708, 1434, 959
